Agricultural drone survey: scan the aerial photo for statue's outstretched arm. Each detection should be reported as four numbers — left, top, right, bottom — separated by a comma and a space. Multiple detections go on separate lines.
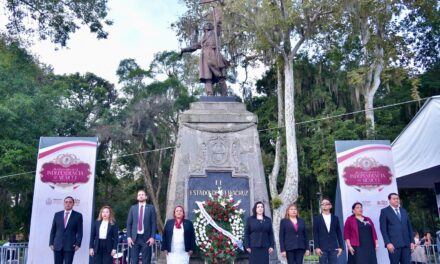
180, 43, 202, 56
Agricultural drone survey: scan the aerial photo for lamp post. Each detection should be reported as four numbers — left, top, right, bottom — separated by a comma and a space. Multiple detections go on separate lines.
316, 192, 322, 214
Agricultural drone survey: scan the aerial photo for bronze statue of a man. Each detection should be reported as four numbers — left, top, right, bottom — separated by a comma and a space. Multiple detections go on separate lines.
181, 22, 229, 96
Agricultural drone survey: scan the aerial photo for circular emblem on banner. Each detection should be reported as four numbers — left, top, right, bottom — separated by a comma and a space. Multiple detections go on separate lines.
40, 154, 91, 190
343, 157, 393, 191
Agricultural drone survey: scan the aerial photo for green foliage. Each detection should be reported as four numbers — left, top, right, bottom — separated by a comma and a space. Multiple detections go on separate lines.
2, 0, 113, 46
2, 0, 440, 240
251, 52, 438, 233
271, 196, 283, 210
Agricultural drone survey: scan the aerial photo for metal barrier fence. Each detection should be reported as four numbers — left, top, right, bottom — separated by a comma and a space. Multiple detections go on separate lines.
415, 244, 439, 264
303, 243, 439, 264
0, 241, 161, 264
0, 243, 28, 264
112, 240, 161, 264
1, 242, 436, 264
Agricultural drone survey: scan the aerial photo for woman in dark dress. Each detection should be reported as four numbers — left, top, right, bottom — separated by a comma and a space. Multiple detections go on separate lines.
344, 202, 378, 264
89, 206, 118, 264
279, 204, 310, 264
244, 201, 275, 264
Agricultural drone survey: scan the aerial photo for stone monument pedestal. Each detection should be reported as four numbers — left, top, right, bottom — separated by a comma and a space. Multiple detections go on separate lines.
166, 98, 271, 263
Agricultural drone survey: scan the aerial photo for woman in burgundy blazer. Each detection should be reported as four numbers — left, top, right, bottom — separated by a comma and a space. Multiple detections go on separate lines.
344, 202, 378, 264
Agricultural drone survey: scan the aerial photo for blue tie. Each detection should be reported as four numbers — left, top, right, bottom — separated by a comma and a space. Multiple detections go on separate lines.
395, 208, 401, 221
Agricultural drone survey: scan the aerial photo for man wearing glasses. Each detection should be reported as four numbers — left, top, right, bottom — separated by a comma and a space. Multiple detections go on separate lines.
313, 198, 344, 264
49, 196, 83, 264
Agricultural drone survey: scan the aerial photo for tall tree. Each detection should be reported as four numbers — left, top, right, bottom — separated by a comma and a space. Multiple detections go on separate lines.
223, 1, 341, 260
344, 0, 398, 137
1, 0, 112, 46
110, 52, 196, 232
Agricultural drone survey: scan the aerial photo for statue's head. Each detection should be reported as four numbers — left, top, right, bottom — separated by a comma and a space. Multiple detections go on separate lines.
203, 22, 214, 31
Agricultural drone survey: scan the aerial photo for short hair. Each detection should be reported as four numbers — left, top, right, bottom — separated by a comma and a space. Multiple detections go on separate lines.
284, 203, 299, 219
137, 189, 147, 195
352, 202, 362, 210
321, 197, 331, 204
64, 196, 74, 203
388, 193, 399, 200
252, 201, 266, 218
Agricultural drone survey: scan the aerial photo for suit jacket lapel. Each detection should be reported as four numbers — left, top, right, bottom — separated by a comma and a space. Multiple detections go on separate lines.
289, 219, 299, 234
329, 215, 334, 234
107, 222, 112, 237
319, 214, 329, 233
97, 220, 102, 232
134, 204, 139, 223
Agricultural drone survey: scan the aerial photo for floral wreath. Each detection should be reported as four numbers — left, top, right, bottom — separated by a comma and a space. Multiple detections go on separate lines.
193, 188, 245, 263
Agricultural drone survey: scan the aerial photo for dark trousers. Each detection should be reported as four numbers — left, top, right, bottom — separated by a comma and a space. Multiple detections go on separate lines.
319, 249, 338, 264
388, 246, 411, 264
94, 239, 113, 264
54, 250, 75, 264
130, 233, 152, 264
286, 249, 305, 264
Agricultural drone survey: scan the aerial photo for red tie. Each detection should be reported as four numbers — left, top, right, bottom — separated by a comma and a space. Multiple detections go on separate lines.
138, 205, 144, 232
64, 212, 69, 228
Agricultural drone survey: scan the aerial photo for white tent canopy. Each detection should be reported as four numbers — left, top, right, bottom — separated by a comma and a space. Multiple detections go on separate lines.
392, 96, 440, 188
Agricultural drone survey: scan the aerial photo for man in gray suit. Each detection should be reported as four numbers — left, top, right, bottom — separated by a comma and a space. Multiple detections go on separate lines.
126, 189, 157, 264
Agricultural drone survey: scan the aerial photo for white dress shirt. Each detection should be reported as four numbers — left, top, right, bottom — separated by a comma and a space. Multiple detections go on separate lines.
99, 220, 109, 239
323, 213, 331, 232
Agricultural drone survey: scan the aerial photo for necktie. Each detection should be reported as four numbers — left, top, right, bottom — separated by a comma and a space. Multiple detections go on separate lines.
395, 208, 401, 221
64, 212, 69, 228
138, 205, 144, 232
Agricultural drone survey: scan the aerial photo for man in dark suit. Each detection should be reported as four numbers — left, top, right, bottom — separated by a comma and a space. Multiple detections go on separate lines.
126, 189, 157, 264
49, 196, 83, 264
379, 193, 415, 264
313, 197, 343, 264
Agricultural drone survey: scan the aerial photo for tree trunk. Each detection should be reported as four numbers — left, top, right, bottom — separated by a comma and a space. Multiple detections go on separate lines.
268, 63, 284, 199
137, 154, 165, 232
271, 57, 300, 263
363, 46, 384, 138
268, 63, 286, 263
280, 57, 299, 204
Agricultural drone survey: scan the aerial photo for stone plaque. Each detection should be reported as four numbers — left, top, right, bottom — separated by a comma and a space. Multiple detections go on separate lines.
187, 171, 250, 219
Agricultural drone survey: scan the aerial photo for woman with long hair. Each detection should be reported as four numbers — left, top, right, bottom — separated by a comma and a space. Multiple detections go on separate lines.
344, 202, 378, 264
279, 204, 310, 264
161, 206, 196, 264
89, 206, 118, 264
244, 201, 275, 264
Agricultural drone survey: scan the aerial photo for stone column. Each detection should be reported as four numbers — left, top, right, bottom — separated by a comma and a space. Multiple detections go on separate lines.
166, 98, 271, 220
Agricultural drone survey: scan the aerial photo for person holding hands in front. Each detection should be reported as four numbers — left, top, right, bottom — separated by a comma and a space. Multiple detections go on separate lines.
279, 204, 310, 264
126, 189, 157, 264
89, 206, 118, 264
161, 206, 196, 264
313, 197, 344, 264
344, 202, 378, 264
49, 196, 83, 264
379, 193, 415, 264
244, 201, 275, 264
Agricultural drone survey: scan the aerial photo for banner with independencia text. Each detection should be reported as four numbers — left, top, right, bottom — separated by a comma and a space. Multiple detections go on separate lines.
335, 140, 398, 264
28, 137, 97, 264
